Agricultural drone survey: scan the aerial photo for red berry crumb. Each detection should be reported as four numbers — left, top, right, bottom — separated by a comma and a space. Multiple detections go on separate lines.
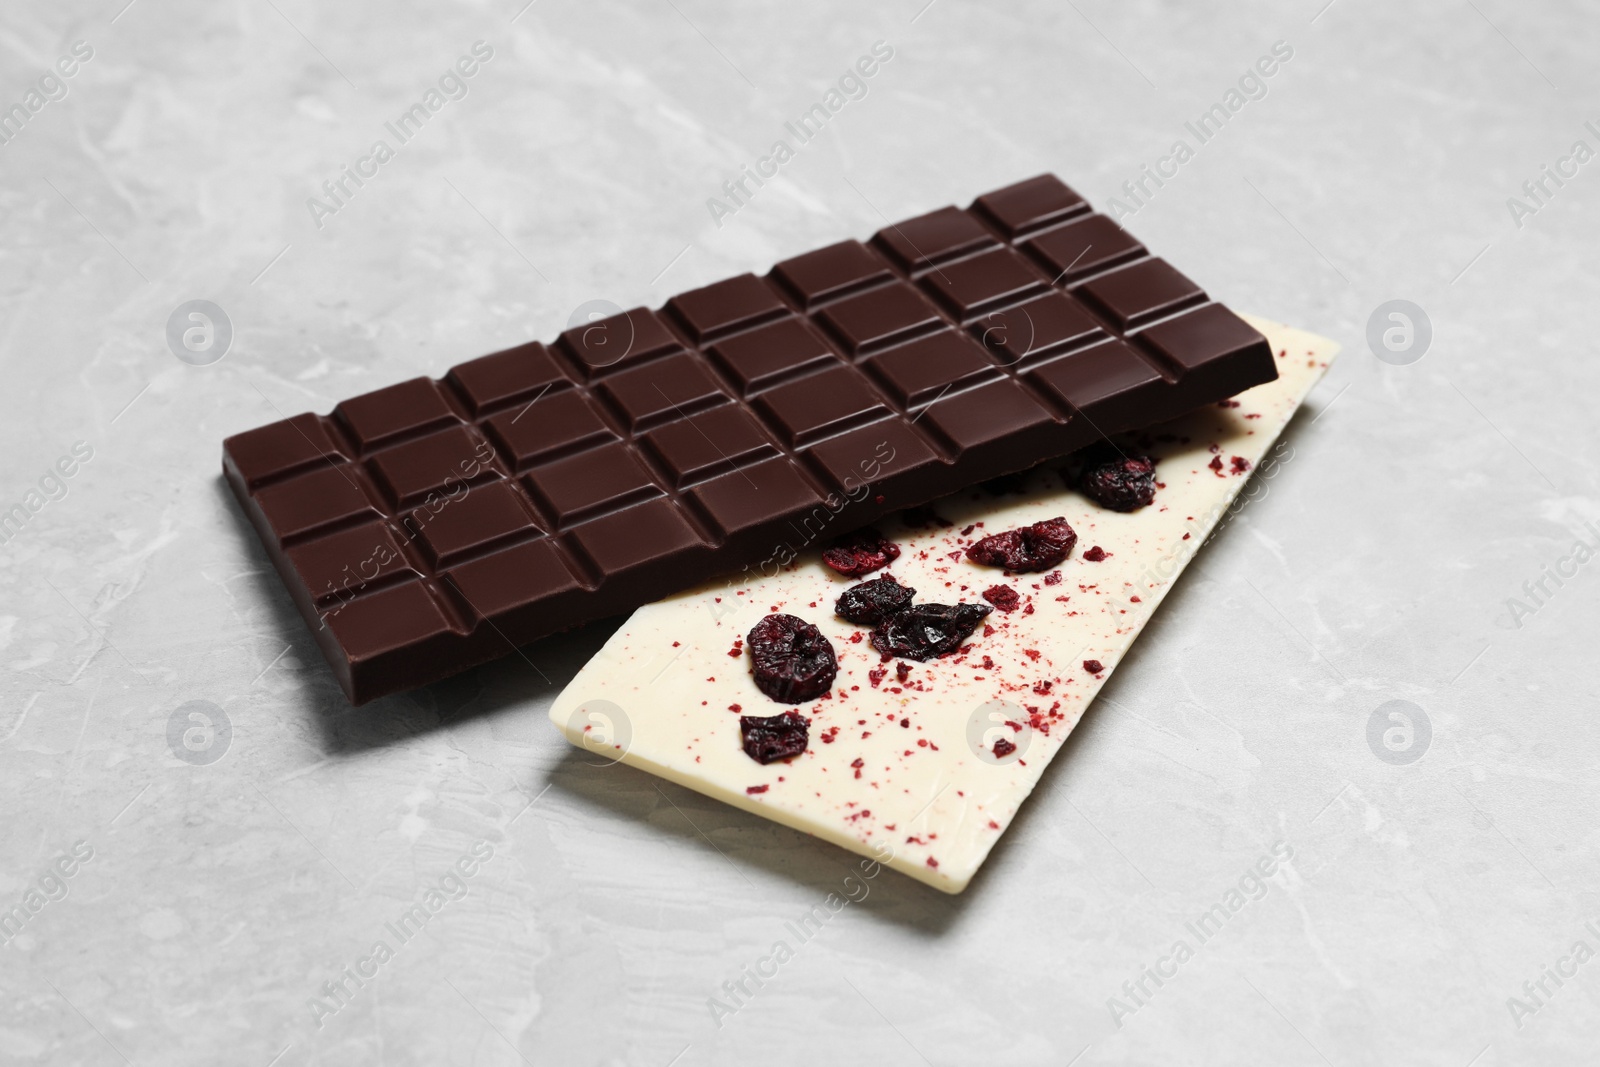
822, 527, 901, 577
981, 585, 1021, 612
993, 737, 1016, 758
746, 784, 769, 794
1083, 659, 1104, 674
1082, 546, 1106, 562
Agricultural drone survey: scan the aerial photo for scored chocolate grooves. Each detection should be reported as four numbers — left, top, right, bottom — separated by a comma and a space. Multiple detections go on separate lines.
223, 174, 1277, 704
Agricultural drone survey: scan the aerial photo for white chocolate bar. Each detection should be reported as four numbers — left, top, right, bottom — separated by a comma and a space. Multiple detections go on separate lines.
551, 316, 1337, 892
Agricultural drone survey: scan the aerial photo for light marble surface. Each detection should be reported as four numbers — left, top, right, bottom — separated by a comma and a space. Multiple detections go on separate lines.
1, 1, 1596, 1064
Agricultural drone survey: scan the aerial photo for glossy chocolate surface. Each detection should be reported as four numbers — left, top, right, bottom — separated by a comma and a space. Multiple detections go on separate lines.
222, 174, 1276, 703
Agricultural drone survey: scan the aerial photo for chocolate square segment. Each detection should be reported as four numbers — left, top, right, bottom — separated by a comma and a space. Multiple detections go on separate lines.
973, 174, 1090, 238
923, 380, 1060, 464
366, 425, 499, 509
226, 413, 348, 490
755, 365, 890, 447
666, 274, 789, 342
817, 283, 943, 356
407, 479, 541, 568
864, 332, 999, 409
445, 342, 570, 416
806, 421, 944, 502
599, 352, 728, 431
689, 458, 823, 539
919, 247, 1048, 322
286, 520, 418, 607
254, 465, 376, 542
1077, 258, 1205, 331
872, 206, 996, 273
485, 390, 615, 470
525, 441, 662, 528
974, 292, 1107, 369
443, 539, 585, 629
645, 405, 778, 488
1027, 341, 1171, 426
335, 378, 459, 451
770, 241, 893, 308
1137, 304, 1274, 397
569, 497, 706, 578
1026, 214, 1146, 284
710, 319, 838, 396
558, 307, 682, 378
325, 581, 460, 672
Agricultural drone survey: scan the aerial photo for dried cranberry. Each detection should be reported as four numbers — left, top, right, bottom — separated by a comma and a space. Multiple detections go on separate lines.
1083, 659, 1104, 674
870, 603, 992, 661
739, 711, 809, 764
1076, 445, 1156, 512
992, 737, 1016, 758
981, 585, 1020, 613
835, 576, 916, 625
965, 518, 1077, 572
822, 527, 900, 577
747, 614, 837, 704
1082, 546, 1106, 562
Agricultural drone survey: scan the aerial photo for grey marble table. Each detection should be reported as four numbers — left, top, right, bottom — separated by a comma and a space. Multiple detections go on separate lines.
2, 0, 1596, 1064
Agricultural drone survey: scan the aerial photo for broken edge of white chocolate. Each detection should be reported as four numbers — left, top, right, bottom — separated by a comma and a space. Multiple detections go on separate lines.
550, 316, 1339, 893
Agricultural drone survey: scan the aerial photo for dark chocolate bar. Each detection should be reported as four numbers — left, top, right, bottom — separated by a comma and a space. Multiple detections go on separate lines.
223, 175, 1276, 704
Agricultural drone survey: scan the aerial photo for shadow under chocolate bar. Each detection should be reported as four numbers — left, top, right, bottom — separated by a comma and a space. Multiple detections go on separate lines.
222, 174, 1277, 704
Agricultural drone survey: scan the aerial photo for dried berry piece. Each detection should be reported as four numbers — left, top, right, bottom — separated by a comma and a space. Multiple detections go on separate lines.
1082, 546, 1106, 562
1076, 445, 1157, 512
870, 603, 992, 661
835, 576, 916, 625
993, 737, 1016, 758
747, 614, 838, 704
822, 527, 901, 577
1083, 659, 1104, 674
981, 585, 1020, 612
965, 517, 1077, 572
739, 711, 810, 764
